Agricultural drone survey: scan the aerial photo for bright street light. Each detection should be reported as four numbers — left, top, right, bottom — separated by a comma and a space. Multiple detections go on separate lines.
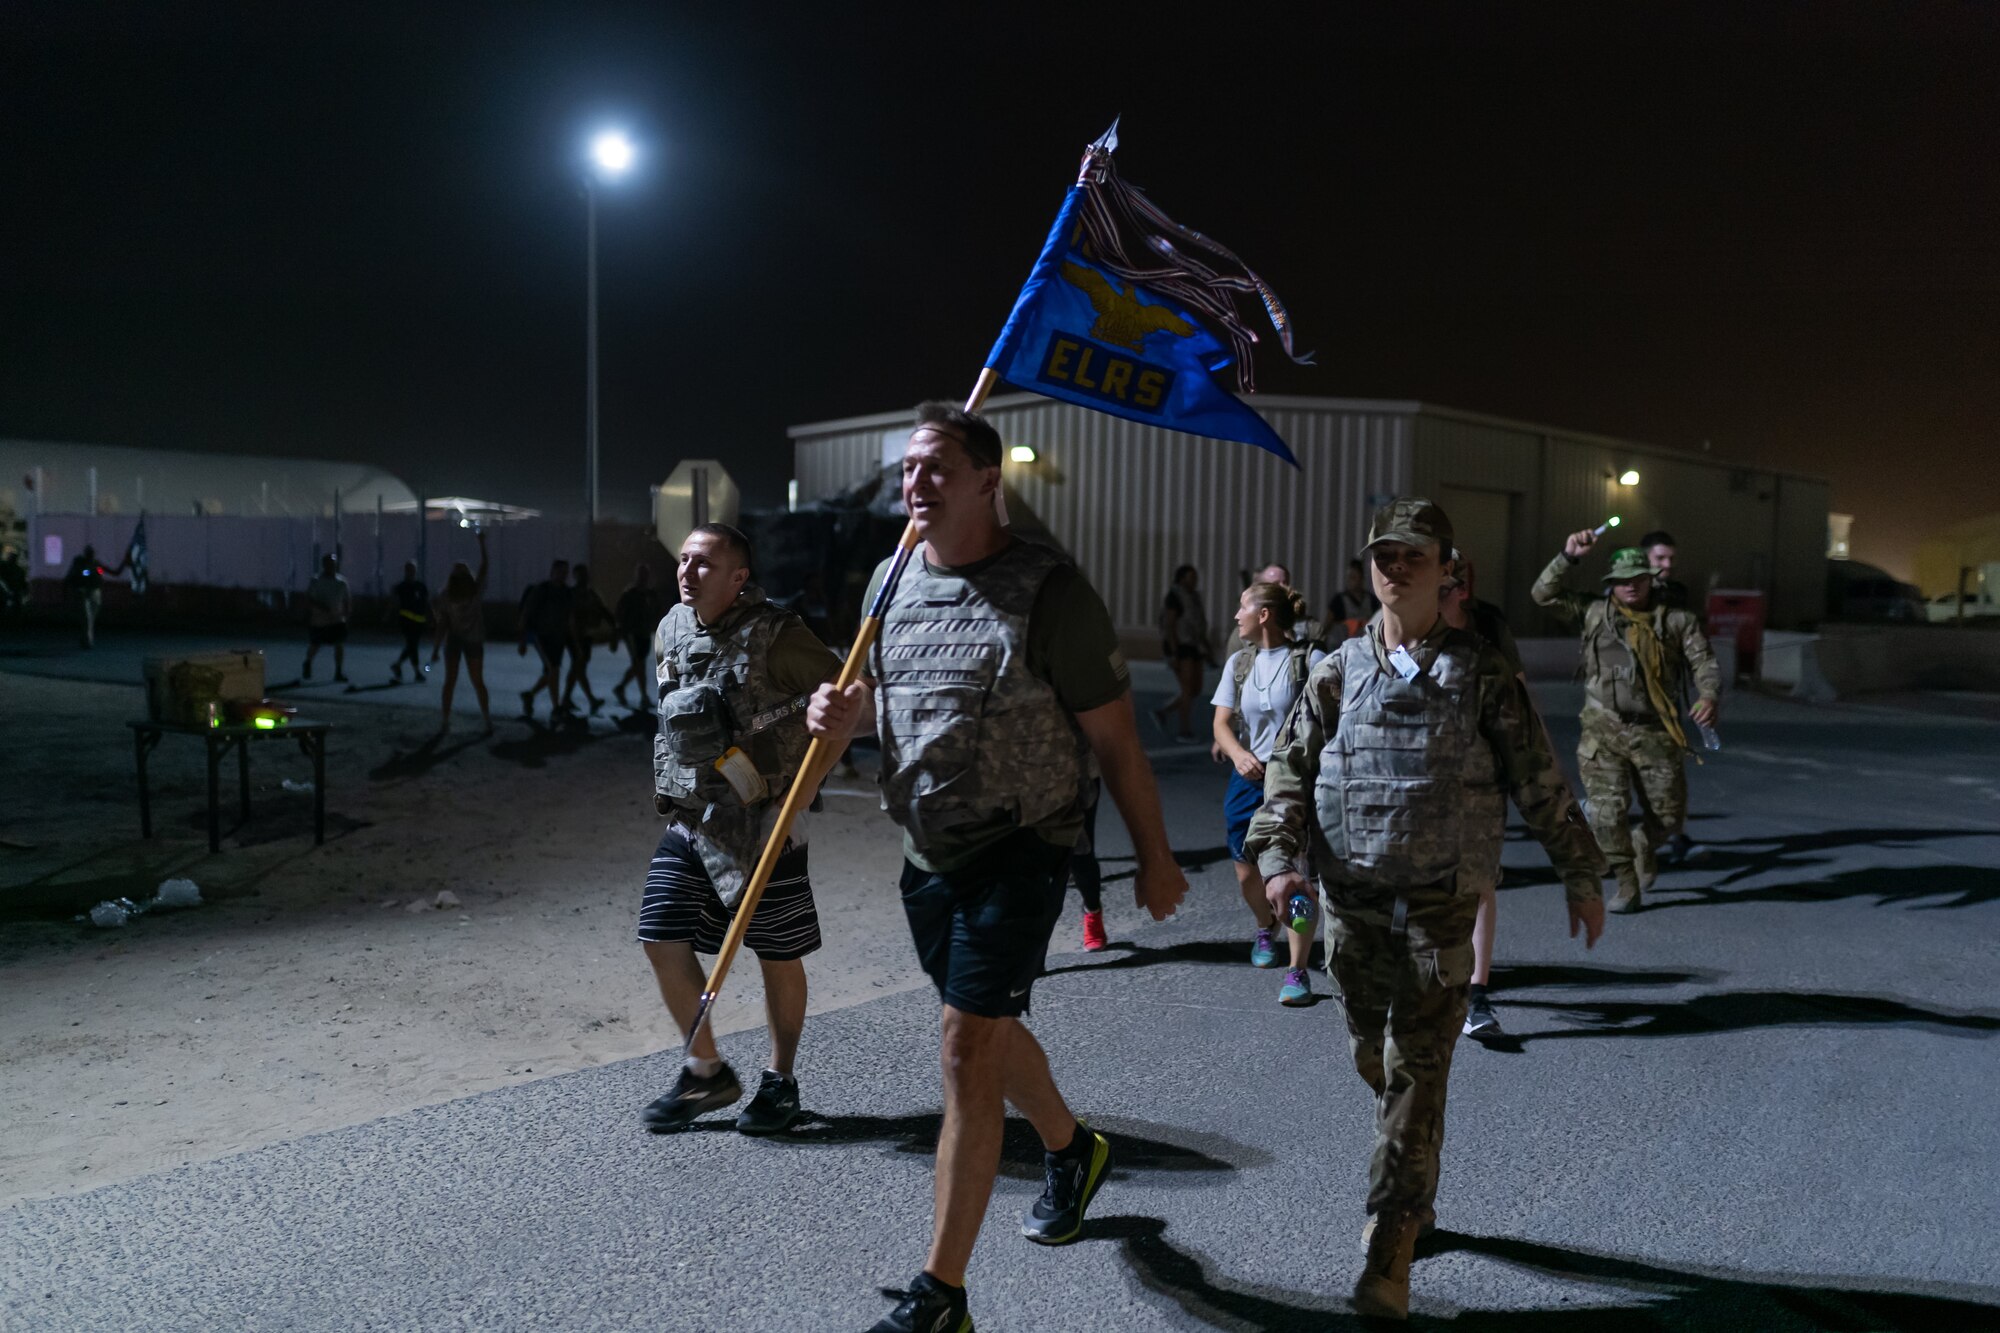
590, 130, 635, 176
582, 126, 638, 561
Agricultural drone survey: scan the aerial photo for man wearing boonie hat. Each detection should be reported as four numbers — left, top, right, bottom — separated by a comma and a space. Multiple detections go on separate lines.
1532, 527, 1720, 913
1247, 497, 1606, 1321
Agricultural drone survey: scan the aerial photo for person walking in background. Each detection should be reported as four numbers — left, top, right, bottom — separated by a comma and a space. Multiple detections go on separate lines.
430, 531, 492, 734
1212, 580, 1324, 1006
1637, 529, 1691, 612
1255, 560, 1327, 650
62, 543, 126, 649
611, 562, 668, 712
1327, 557, 1379, 639
562, 563, 614, 715
1532, 531, 1719, 913
517, 559, 572, 720
302, 554, 352, 682
1248, 498, 1605, 1320
389, 560, 430, 684
1438, 552, 1532, 1041
1070, 779, 1110, 951
1153, 564, 1214, 741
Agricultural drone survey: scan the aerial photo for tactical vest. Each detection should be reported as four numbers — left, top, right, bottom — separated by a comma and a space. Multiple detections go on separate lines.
1578, 598, 1688, 720
652, 590, 812, 812
870, 541, 1087, 851
1313, 630, 1505, 895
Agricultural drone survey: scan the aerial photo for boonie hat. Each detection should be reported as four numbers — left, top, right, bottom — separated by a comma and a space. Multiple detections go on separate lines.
1363, 497, 1454, 555
1602, 547, 1653, 582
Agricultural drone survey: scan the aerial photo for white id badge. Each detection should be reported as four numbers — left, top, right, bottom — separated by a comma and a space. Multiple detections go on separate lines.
1387, 645, 1422, 680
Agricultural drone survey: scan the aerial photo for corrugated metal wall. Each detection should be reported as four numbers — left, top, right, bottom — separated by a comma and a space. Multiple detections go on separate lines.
794, 395, 1412, 651
793, 397, 1830, 644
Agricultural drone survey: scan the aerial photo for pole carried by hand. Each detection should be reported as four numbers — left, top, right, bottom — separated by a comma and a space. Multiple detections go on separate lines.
680, 367, 1000, 1055
1591, 516, 1623, 538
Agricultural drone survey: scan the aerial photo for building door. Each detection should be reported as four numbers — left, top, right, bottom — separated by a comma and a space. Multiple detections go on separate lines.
1437, 485, 1517, 622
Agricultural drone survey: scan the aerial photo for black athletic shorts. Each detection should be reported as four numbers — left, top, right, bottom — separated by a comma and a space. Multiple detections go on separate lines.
900, 830, 1072, 1019
637, 822, 820, 961
308, 624, 348, 647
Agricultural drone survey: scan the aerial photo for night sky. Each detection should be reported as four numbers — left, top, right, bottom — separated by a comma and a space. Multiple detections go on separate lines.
3, 3, 1995, 578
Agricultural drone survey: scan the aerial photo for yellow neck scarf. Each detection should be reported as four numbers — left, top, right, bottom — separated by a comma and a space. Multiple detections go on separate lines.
1612, 599, 1688, 751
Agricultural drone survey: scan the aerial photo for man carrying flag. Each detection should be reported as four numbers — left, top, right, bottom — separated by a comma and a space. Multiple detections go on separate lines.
704, 125, 1303, 1331
808, 403, 1186, 1333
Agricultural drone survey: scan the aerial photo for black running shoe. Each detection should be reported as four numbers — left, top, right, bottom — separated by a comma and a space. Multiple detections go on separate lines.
641, 1062, 742, 1132
1021, 1123, 1111, 1245
735, 1070, 801, 1136
868, 1273, 971, 1333
1464, 992, 1503, 1039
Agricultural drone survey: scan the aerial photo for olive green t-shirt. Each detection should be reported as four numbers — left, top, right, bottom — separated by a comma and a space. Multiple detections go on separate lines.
863, 543, 1130, 872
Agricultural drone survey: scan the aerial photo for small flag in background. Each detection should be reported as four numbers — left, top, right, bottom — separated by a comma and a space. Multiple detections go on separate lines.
985, 122, 1311, 465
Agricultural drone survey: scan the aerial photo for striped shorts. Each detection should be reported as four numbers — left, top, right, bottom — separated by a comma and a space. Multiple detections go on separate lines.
636, 822, 821, 961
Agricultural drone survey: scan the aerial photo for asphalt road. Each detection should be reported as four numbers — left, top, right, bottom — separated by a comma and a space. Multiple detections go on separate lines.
3, 637, 1997, 1330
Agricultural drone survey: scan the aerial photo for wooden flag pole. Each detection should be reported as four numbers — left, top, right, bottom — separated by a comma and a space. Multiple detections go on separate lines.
681, 367, 1001, 1054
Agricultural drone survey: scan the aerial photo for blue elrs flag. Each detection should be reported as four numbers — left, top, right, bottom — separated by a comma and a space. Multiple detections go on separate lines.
985, 184, 1297, 466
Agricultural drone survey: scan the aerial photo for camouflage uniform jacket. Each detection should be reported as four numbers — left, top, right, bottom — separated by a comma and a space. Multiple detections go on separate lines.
1246, 618, 1604, 904
1530, 554, 1720, 721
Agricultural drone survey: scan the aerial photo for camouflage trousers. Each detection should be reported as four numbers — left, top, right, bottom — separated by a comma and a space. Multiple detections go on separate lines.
1577, 710, 1687, 893
1325, 882, 1479, 1217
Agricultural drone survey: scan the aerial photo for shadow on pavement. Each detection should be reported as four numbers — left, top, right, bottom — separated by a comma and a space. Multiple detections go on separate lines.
1085, 1218, 2000, 1331
1100, 844, 1235, 882
1044, 938, 1320, 978
1489, 963, 1720, 991
1690, 827, 1994, 890
722, 1110, 1268, 1179
369, 732, 490, 781
1507, 990, 2000, 1044
1426, 1230, 2000, 1331
1650, 863, 2000, 912
486, 718, 604, 768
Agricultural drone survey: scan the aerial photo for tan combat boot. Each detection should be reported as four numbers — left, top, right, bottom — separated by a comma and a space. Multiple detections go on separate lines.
1609, 871, 1643, 914
1353, 1208, 1418, 1320
1358, 1204, 1435, 1254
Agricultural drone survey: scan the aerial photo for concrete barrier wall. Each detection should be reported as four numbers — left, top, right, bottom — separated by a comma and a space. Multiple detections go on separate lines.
1782, 625, 2000, 700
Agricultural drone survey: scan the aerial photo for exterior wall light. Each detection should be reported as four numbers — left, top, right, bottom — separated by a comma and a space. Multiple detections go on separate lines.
1009, 445, 1038, 464
1618, 469, 1641, 486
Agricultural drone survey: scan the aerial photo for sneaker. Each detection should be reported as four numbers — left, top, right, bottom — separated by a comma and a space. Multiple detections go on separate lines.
1609, 883, 1643, 914
735, 1070, 801, 1136
1279, 967, 1312, 1006
641, 1061, 742, 1132
1464, 991, 1502, 1038
1250, 927, 1279, 968
868, 1273, 971, 1333
1081, 910, 1108, 952
1021, 1123, 1111, 1245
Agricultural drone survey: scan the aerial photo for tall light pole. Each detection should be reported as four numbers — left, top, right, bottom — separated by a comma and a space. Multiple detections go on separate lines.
584, 128, 635, 563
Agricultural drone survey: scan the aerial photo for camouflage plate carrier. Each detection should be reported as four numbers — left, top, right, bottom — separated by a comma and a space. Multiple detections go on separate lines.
870, 541, 1089, 852
1313, 631, 1505, 895
653, 589, 815, 905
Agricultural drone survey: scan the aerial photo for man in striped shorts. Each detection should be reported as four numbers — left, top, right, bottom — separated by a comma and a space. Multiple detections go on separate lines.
639, 523, 839, 1136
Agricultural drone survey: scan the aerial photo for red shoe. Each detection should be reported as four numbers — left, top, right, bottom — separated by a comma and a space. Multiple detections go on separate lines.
1081, 910, 1108, 952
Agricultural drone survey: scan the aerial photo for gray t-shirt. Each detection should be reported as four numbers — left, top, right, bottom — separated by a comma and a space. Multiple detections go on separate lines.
1212, 645, 1327, 761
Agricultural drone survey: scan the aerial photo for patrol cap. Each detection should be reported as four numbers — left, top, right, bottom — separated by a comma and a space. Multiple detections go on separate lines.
1602, 547, 1652, 582
1363, 497, 1454, 555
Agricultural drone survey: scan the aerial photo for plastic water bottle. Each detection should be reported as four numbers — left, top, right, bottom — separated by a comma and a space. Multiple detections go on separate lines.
1697, 723, 1722, 752
1285, 891, 1317, 934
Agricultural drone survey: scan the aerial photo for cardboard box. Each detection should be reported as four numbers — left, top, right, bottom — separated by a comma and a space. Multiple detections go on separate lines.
142, 650, 266, 726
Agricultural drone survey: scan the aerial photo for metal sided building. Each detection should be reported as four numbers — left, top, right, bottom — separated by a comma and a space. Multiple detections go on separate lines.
789, 395, 1830, 655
